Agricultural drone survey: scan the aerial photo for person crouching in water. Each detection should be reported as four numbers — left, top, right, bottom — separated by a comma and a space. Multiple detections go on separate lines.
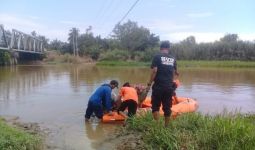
117, 82, 138, 117
85, 80, 119, 121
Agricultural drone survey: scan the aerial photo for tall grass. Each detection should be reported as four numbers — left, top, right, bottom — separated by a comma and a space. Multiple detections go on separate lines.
124, 112, 255, 150
43, 50, 92, 64
97, 60, 255, 68
0, 119, 42, 150
178, 60, 255, 68
96, 60, 150, 66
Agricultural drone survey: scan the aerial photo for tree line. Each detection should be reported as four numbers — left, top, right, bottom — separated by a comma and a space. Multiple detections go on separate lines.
2, 20, 255, 62
172, 35, 255, 61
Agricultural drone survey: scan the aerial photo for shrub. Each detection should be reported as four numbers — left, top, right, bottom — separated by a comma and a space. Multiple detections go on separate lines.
100, 49, 130, 61
0, 50, 11, 65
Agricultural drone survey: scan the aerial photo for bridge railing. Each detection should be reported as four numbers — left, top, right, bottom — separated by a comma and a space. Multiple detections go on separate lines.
0, 25, 44, 54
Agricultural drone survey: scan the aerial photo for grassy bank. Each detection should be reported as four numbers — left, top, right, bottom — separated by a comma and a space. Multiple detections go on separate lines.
97, 60, 255, 68
43, 51, 93, 64
0, 118, 42, 150
122, 112, 255, 150
178, 60, 255, 68
96, 60, 150, 66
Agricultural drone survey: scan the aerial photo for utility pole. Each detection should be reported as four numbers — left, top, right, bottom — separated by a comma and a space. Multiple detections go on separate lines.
72, 29, 75, 56
72, 28, 78, 57
75, 30, 78, 56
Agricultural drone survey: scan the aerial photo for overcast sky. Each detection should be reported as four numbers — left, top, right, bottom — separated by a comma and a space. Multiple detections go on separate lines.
1, 0, 255, 43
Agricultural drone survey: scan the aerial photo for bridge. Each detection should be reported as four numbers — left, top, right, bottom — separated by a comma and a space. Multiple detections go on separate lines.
0, 24, 45, 54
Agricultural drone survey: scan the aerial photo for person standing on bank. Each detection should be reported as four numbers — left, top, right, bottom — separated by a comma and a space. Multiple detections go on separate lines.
147, 41, 179, 127
85, 80, 119, 121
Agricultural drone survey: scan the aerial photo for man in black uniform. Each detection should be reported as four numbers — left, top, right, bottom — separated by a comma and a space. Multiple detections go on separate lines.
147, 41, 179, 127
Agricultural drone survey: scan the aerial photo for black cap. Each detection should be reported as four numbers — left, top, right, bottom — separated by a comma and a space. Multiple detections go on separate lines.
110, 80, 119, 88
160, 41, 170, 49
122, 82, 130, 87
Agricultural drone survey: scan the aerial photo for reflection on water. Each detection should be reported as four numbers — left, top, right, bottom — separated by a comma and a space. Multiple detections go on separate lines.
0, 65, 255, 149
84, 120, 121, 150
180, 68, 255, 87
0, 66, 49, 102
177, 68, 255, 114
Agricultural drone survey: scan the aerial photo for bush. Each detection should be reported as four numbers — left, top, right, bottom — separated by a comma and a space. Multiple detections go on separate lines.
86, 48, 100, 60
132, 51, 145, 61
100, 49, 130, 61
141, 48, 158, 62
0, 50, 11, 65
131, 48, 158, 62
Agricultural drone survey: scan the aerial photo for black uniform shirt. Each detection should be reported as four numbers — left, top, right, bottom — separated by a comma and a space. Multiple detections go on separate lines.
151, 52, 177, 88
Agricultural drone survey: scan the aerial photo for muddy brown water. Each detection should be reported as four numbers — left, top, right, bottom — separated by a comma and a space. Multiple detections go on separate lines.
0, 64, 255, 149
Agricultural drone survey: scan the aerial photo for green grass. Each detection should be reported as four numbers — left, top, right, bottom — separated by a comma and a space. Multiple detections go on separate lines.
96, 60, 150, 66
97, 60, 255, 68
0, 118, 42, 150
178, 60, 255, 68
43, 51, 92, 65
124, 112, 255, 150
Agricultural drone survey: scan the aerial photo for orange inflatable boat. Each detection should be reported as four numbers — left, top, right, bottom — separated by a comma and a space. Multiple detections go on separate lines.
141, 96, 199, 117
102, 97, 198, 123
102, 111, 126, 123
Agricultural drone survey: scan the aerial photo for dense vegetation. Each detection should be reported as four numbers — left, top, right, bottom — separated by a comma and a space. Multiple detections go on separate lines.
1, 20, 255, 65
0, 50, 11, 65
97, 60, 255, 68
0, 118, 42, 150
123, 112, 255, 150
48, 20, 255, 62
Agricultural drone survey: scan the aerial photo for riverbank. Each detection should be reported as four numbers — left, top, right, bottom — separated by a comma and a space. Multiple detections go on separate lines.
97, 60, 255, 68
0, 116, 43, 150
43, 51, 93, 65
3, 49, 255, 68
115, 112, 255, 149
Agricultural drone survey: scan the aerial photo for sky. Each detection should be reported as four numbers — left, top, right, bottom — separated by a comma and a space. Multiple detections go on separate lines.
1, 0, 255, 43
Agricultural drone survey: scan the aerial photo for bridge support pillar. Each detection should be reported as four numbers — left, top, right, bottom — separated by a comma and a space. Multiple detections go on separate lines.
10, 51, 19, 65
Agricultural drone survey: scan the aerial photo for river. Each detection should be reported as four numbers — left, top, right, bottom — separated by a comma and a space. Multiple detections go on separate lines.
0, 64, 255, 149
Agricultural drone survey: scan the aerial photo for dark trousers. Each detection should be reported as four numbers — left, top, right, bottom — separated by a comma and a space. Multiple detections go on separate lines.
85, 101, 103, 119
151, 85, 173, 117
118, 99, 137, 117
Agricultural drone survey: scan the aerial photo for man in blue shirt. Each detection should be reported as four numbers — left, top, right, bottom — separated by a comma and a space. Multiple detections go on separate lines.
85, 80, 119, 121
